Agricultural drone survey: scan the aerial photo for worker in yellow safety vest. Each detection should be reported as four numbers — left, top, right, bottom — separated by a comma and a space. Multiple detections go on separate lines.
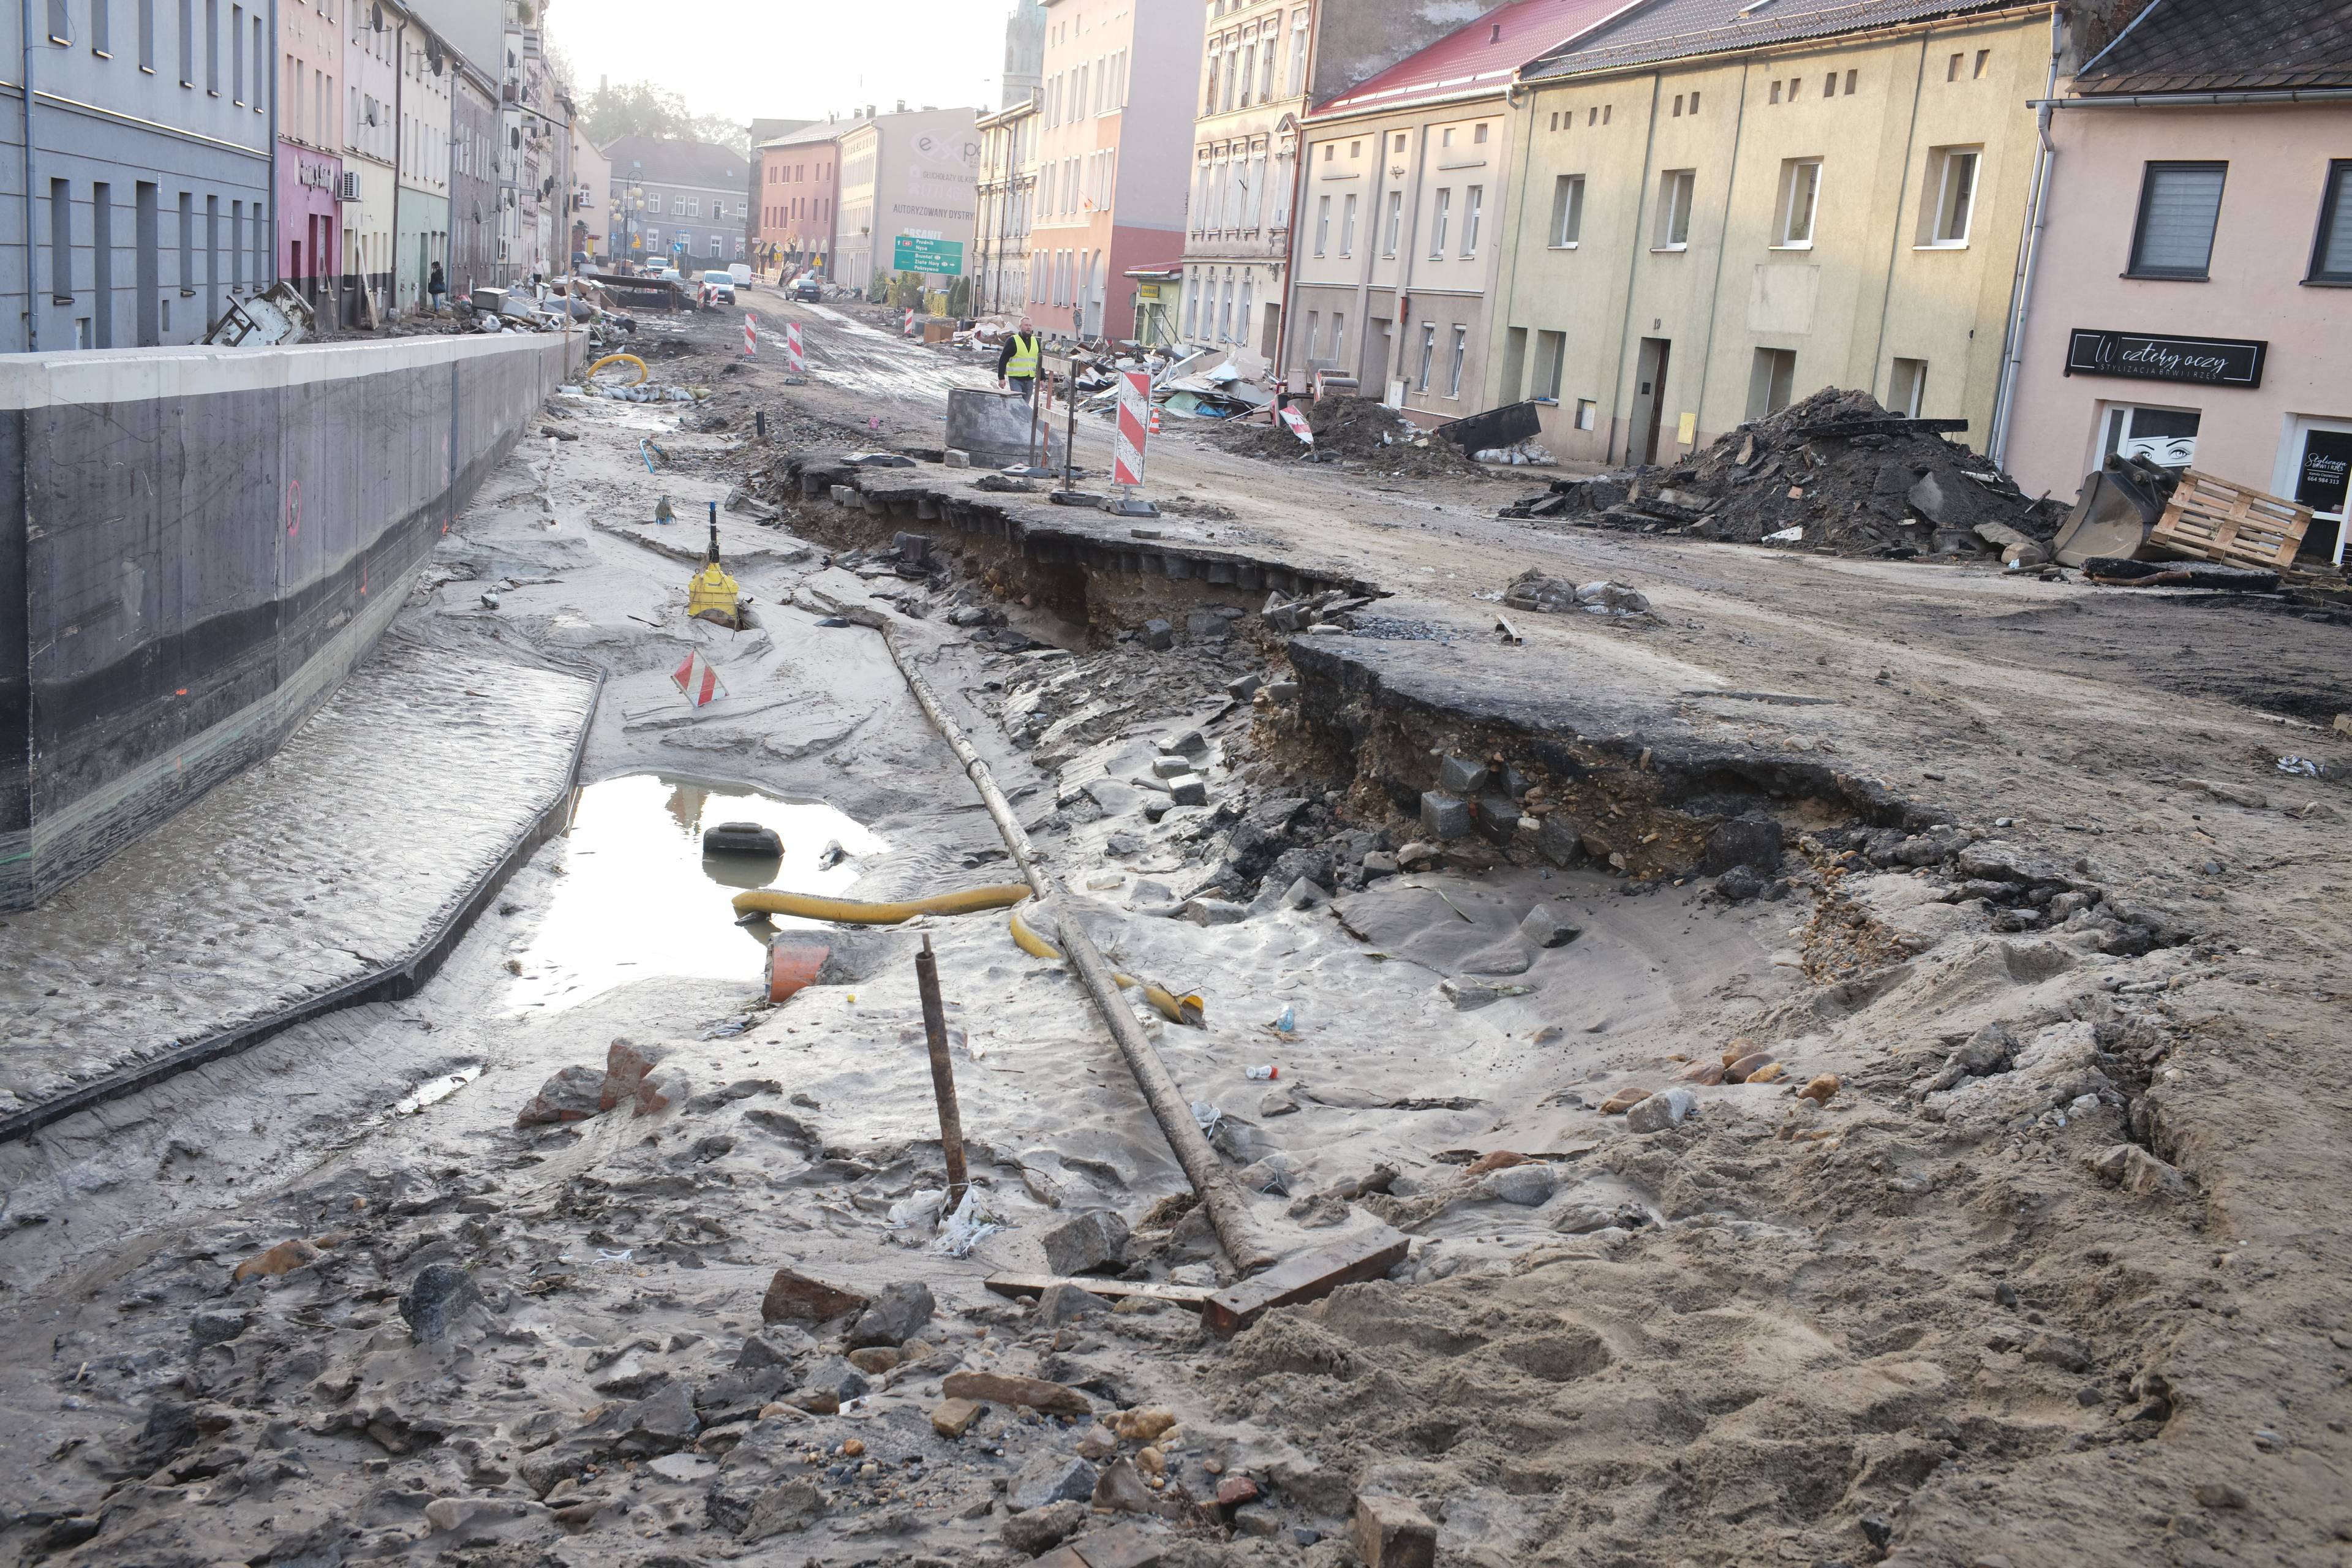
687, 504, 742, 628
996, 315, 1041, 404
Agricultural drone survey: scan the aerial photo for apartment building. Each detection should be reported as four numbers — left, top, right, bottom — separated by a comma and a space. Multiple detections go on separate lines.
2002, 0, 2352, 565
2, 0, 276, 350
1178, 0, 1474, 358
755, 123, 844, 279
1030, 0, 1204, 338
394, 29, 455, 311
975, 99, 1041, 313
450, 59, 502, 289
1493, 0, 2059, 466
572, 131, 609, 266
605, 137, 751, 270
836, 105, 982, 290
1288, 0, 1626, 421
279, 0, 347, 314
344, 0, 403, 317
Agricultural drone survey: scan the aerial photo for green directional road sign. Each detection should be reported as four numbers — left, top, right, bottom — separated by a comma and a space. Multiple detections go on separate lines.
891, 235, 964, 275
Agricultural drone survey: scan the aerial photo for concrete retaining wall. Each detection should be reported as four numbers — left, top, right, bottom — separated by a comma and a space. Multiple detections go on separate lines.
0, 330, 580, 909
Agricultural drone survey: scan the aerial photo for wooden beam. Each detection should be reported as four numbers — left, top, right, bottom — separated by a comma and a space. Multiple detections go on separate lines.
1199, 1228, 1411, 1338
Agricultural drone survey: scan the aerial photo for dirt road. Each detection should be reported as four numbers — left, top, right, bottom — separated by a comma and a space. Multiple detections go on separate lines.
2, 290, 2348, 1568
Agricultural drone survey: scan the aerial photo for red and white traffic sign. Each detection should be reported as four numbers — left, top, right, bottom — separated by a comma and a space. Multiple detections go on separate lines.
785, 321, 807, 374
1279, 404, 1315, 445
671, 650, 727, 708
1113, 369, 1152, 489
742, 312, 758, 356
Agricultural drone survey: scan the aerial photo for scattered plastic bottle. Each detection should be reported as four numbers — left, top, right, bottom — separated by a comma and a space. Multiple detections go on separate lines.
1245, 1065, 1280, 1081
1272, 1006, 1295, 1032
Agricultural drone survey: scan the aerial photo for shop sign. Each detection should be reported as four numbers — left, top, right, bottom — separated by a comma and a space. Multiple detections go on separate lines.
2064, 328, 2266, 388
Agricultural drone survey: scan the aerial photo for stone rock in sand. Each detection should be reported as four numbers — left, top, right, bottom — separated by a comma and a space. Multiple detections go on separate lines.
516, 1065, 606, 1126
737, 1480, 827, 1542
598, 1037, 671, 1112
846, 1281, 935, 1348
930, 1398, 984, 1439
1111, 1405, 1177, 1442
1036, 1283, 1110, 1327
1519, 905, 1581, 948
399, 1264, 487, 1344
1094, 1457, 1157, 1514
760, 1267, 869, 1325
1001, 1499, 1089, 1555
1702, 813, 1784, 875
1041, 1209, 1129, 1275
1009, 1454, 1100, 1512
1479, 1163, 1558, 1207
2086, 1144, 2190, 1197
1354, 1493, 1439, 1568
231, 1237, 320, 1282
736, 1325, 810, 1370
1625, 1088, 1697, 1134
1597, 1087, 1654, 1116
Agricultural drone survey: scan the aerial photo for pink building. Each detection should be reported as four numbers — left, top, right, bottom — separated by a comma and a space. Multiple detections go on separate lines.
277, 0, 346, 311
2000, 0, 2352, 565
1028, 0, 1205, 338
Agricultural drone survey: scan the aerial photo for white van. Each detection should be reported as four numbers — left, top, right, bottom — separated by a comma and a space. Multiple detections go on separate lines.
729, 263, 752, 287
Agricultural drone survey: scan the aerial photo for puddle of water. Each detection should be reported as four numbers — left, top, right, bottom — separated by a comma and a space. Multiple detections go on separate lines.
509, 774, 886, 1011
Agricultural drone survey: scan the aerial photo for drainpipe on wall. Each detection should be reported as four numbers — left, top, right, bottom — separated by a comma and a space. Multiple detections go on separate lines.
21, 15, 40, 350
1602, 71, 1665, 466
267, 0, 279, 284
391, 20, 405, 314
1865, 36, 1931, 403
1987, 7, 2065, 469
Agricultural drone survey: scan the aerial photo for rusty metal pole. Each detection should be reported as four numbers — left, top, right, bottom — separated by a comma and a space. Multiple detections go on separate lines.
914, 935, 969, 1207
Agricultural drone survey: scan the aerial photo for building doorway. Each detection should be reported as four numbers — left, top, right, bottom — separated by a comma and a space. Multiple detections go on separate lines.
2279, 415, 2352, 567
1631, 337, 1672, 465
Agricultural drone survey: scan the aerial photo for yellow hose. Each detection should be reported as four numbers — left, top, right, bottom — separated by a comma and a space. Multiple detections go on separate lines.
731, 884, 1032, 924
1008, 908, 1204, 1026
586, 353, 649, 386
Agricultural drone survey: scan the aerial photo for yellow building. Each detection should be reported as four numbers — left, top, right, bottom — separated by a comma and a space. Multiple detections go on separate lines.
1490, 0, 2075, 466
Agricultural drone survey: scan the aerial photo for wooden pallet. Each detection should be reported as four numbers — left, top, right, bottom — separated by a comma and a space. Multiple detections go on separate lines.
2150, 470, 2312, 571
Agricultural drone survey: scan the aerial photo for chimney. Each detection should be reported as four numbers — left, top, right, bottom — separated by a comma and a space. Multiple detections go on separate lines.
895, 99, 907, 113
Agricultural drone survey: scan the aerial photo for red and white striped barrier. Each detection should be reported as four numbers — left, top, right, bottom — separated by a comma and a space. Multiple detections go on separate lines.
671, 650, 727, 708
1148, 405, 1163, 435
1279, 404, 1316, 446
903, 309, 918, 336
1113, 369, 1151, 489
785, 321, 807, 374
742, 312, 758, 356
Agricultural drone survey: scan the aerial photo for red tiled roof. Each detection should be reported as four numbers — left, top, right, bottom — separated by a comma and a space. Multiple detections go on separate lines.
1312, 0, 1645, 116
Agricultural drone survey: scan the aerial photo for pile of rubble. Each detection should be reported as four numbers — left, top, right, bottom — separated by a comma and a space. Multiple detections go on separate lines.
1501, 388, 2062, 560
1213, 395, 1485, 478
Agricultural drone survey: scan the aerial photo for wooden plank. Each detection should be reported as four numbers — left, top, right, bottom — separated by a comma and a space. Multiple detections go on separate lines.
1200, 1228, 1412, 1338
983, 1274, 1216, 1310
2150, 469, 2310, 571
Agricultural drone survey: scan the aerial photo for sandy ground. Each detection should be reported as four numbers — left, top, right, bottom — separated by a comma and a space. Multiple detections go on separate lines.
1, 292, 2348, 1568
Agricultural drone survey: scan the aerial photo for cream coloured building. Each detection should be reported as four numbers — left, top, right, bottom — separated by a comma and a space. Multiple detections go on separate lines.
1491, 0, 2071, 466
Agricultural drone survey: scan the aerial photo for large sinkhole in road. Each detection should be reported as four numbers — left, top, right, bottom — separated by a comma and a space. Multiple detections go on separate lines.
509, 774, 886, 1011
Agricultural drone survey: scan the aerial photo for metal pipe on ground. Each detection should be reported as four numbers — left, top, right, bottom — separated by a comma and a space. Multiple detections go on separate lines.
915, 934, 970, 1208
805, 585, 1278, 1273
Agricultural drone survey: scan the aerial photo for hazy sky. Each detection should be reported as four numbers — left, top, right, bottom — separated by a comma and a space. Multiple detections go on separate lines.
548, 0, 1012, 125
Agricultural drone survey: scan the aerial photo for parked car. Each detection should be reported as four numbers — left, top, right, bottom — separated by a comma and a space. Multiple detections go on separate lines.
791, 277, 822, 302
700, 273, 737, 307
728, 263, 752, 287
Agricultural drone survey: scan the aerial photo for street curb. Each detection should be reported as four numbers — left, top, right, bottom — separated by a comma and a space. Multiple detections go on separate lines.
0, 660, 606, 1147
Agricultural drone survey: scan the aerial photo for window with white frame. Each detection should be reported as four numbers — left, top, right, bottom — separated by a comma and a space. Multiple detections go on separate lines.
2101, 403, 2201, 467
1330, 311, 1346, 363
1314, 194, 1329, 255
1551, 175, 1585, 247
1921, 146, 1978, 246
1382, 191, 1402, 255
1447, 325, 1468, 397
1340, 193, 1357, 255
1463, 186, 1482, 256
1889, 358, 1928, 417
1288, 13, 1307, 97
1415, 322, 1436, 390
1428, 189, 1451, 257
1535, 330, 1566, 401
1777, 158, 1820, 247
1654, 169, 1694, 249
1304, 308, 1318, 358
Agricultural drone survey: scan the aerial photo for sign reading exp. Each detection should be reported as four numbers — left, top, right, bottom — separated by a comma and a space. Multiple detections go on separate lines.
2064, 328, 2267, 389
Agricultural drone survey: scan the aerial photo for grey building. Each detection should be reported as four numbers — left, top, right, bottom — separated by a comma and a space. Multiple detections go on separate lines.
451, 56, 503, 292
6, 0, 276, 352
602, 137, 750, 271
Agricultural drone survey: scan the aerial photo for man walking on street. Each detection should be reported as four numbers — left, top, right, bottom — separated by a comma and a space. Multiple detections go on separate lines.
997, 315, 1042, 403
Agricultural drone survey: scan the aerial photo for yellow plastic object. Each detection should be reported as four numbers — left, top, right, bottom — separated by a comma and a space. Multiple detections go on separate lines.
586, 352, 649, 385
731, 885, 1033, 924
1006, 909, 1204, 1026
687, 562, 740, 624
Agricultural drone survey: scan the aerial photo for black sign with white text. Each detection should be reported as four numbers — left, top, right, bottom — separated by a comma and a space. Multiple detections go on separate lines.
2064, 328, 2266, 388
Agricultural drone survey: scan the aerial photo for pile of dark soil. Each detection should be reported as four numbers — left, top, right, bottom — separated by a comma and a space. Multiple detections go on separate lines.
1503, 388, 2060, 557
1210, 395, 1488, 480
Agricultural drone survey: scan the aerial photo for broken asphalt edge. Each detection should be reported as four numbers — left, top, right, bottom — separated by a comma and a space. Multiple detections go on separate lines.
0, 656, 607, 1147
